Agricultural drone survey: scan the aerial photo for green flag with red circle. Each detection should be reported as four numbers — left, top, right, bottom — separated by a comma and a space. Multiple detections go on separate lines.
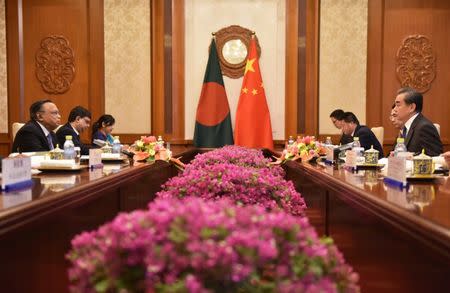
193, 38, 234, 147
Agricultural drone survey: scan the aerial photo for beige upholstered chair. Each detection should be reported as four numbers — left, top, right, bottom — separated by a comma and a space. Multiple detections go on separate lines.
433, 123, 440, 136
12, 122, 25, 141
53, 124, 63, 133
371, 126, 384, 146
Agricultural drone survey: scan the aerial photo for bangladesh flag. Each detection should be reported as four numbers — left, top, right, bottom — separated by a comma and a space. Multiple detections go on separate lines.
193, 39, 234, 147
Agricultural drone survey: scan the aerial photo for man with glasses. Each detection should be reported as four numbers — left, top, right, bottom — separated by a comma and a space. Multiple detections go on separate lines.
329, 109, 353, 145
392, 87, 442, 156
56, 106, 92, 155
12, 99, 61, 153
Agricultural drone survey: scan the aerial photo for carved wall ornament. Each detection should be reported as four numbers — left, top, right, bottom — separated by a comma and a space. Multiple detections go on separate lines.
213, 25, 261, 79
396, 35, 436, 93
35, 35, 75, 94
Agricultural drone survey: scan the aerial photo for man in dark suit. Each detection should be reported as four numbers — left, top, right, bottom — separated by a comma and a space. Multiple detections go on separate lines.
330, 109, 353, 145
56, 106, 92, 155
12, 100, 61, 153
393, 87, 442, 156
342, 112, 384, 154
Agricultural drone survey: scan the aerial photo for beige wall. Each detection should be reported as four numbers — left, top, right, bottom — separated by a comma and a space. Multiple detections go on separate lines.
0, 0, 7, 133
1, 1, 370, 137
319, 0, 368, 134
104, 0, 151, 134
185, 0, 286, 140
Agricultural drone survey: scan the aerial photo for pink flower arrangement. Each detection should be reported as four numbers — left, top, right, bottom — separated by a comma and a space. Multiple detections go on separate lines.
281, 136, 326, 163
187, 145, 271, 170
132, 136, 170, 162
158, 162, 306, 216
67, 197, 359, 293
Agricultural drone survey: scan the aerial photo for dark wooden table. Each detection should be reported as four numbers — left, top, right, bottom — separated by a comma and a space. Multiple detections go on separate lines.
0, 149, 199, 293
1, 148, 449, 292
283, 160, 450, 293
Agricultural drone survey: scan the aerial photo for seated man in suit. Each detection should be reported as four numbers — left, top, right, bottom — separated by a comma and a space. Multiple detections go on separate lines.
392, 87, 442, 156
12, 99, 61, 153
56, 106, 92, 155
330, 109, 353, 145
341, 112, 384, 154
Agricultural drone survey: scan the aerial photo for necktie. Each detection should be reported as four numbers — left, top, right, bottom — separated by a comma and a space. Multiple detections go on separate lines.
47, 133, 54, 150
402, 126, 407, 139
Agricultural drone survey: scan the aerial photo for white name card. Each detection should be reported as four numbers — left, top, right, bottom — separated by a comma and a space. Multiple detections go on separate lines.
345, 150, 357, 168
1, 156, 32, 190
89, 149, 103, 168
387, 156, 407, 185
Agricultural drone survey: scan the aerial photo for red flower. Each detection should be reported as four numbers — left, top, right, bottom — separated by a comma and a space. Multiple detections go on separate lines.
302, 136, 311, 145
142, 136, 156, 144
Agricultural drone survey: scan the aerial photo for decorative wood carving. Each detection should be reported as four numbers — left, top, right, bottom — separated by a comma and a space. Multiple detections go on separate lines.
214, 25, 261, 79
396, 35, 436, 93
35, 35, 75, 94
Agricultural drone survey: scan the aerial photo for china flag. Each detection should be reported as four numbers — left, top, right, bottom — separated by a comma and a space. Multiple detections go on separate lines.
234, 37, 274, 149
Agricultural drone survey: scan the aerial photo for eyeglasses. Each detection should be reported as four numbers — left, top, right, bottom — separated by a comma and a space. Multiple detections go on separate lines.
38, 110, 60, 116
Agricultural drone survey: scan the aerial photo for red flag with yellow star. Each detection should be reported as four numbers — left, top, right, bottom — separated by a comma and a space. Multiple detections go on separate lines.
234, 37, 274, 149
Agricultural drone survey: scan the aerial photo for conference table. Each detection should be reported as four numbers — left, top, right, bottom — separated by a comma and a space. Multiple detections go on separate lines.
0, 148, 449, 292
281, 158, 450, 293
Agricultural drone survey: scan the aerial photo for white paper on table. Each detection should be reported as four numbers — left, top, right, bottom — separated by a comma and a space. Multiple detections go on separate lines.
40, 175, 77, 185
39, 159, 76, 168
31, 156, 46, 168
101, 153, 121, 159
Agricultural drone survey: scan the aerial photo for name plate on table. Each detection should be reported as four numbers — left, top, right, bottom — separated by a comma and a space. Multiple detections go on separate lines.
345, 150, 357, 169
1, 157, 32, 191
386, 157, 407, 187
89, 149, 103, 168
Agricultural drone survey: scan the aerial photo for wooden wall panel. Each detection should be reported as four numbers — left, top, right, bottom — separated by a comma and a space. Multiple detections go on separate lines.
0, 134, 9, 157
367, 0, 450, 152
23, 0, 90, 122
304, 0, 319, 136
284, 0, 319, 139
3, 0, 104, 157
150, 0, 165, 137
285, 0, 299, 138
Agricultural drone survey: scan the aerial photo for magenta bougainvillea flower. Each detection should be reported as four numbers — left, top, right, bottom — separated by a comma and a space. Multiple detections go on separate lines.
67, 198, 359, 293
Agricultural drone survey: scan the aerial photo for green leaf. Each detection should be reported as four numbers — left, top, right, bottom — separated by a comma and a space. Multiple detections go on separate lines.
309, 257, 324, 276
320, 236, 334, 245
94, 279, 109, 292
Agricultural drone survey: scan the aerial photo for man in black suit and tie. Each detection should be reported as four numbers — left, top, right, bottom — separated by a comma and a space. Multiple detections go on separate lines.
393, 87, 442, 156
56, 106, 92, 155
342, 112, 384, 154
12, 100, 61, 153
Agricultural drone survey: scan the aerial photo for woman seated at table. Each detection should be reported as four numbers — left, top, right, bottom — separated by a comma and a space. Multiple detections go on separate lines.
92, 114, 115, 145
